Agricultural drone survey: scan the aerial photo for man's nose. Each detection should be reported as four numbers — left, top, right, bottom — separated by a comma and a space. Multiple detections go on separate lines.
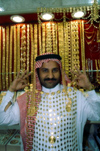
48, 71, 54, 78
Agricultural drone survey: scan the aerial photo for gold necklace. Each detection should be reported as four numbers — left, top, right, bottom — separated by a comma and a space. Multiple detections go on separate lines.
25, 84, 74, 115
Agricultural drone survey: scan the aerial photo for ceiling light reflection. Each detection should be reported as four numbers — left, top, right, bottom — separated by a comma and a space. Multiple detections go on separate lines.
10, 15, 25, 23
72, 11, 85, 18
40, 13, 54, 20
0, 7, 4, 12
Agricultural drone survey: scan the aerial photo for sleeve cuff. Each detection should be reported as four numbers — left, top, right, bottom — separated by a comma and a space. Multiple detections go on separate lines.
5, 90, 15, 98
87, 90, 98, 99
0, 90, 15, 111
87, 90, 95, 94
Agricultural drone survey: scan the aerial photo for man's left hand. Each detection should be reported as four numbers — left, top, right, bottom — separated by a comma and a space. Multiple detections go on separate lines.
71, 67, 93, 90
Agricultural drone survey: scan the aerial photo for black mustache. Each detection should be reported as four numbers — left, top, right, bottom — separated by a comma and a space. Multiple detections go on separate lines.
44, 78, 56, 81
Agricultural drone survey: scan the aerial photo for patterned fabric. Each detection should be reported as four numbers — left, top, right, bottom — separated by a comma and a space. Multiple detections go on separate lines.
17, 52, 71, 151
33, 86, 78, 151
17, 93, 27, 150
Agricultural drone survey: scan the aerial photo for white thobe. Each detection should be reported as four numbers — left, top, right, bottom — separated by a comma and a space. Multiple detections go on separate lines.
0, 84, 100, 151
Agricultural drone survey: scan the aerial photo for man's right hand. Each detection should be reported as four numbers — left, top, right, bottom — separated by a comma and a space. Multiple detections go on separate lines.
9, 71, 31, 92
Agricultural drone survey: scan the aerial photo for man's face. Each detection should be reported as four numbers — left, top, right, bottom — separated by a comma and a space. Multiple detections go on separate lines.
38, 61, 61, 88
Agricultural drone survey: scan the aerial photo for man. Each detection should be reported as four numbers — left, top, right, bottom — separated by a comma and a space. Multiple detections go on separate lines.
0, 53, 100, 151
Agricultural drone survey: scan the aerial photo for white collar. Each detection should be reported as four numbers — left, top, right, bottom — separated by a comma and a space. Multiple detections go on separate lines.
42, 84, 61, 93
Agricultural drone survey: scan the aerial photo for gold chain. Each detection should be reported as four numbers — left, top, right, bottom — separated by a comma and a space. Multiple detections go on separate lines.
80, 21, 85, 70
17, 25, 21, 72
20, 24, 27, 72
95, 59, 100, 84
52, 23, 58, 54
39, 23, 42, 55
27, 24, 30, 73
9, 26, 13, 86
64, 22, 71, 77
58, 22, 64, 66
6, 26, 9, 89
71, 21, 80, 80
14, 26, 17, 79
34, 24, 38, 60
30, 24, 34, 82
2, 27, 6, 90
46, 23, 52, 53
42, 23, 46, 54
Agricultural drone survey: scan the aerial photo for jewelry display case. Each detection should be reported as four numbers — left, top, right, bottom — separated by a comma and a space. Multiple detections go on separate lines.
0, 129, 20, 151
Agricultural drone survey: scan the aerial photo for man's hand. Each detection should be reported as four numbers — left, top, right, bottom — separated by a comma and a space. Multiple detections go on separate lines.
71, 67, 93, 90
9, 71, 31, 92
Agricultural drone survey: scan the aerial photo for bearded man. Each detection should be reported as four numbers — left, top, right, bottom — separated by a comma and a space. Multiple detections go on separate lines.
0, 53, 100, 151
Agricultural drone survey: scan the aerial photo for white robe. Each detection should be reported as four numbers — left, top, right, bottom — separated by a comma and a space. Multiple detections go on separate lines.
0, 84, 100, 151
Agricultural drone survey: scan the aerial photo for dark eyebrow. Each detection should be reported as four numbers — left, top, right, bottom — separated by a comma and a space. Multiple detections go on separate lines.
41, 68, 49, 71
41, 67, 48, 70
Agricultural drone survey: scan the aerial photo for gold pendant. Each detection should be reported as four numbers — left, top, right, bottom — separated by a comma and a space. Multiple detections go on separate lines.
66, 104, 71, 112
27, 106, 36, 116
49, 136, 56, 144
62, 89, 66, 93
